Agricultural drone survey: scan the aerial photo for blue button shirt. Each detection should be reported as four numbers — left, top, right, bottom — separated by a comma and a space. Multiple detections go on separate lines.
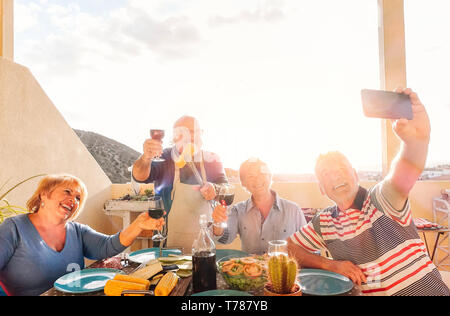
0, 215, 126, 296
217, 191, 307, 254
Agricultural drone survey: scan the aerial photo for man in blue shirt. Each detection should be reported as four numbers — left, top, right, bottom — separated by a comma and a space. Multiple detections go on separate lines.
212, 158, 307, 254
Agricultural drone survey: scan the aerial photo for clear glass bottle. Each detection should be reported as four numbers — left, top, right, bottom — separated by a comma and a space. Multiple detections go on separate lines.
192, 214, 217, 293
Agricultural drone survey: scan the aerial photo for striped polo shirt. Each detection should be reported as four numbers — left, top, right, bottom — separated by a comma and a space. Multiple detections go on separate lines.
290, 184, 450, 296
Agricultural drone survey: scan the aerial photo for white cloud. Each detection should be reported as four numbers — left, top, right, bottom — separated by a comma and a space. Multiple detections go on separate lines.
21, 0, 445, 172
14, 2, 41, 33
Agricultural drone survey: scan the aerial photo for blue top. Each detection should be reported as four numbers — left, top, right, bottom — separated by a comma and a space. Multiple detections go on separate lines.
216, 191, 307, 254
133, 147, 228, 213
0, 214, 126, 296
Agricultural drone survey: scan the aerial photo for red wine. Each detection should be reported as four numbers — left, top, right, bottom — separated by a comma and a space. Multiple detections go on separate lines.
192, 251, 217, 293
216, 193, 234, 206
150, 129, 165, 141
148, 208, 164, 219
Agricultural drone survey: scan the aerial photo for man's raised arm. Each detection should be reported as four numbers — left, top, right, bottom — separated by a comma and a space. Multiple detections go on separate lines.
382, 88, 431, 210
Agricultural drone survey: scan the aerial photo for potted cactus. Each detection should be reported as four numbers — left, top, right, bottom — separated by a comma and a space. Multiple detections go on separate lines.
264, 254, 302, 296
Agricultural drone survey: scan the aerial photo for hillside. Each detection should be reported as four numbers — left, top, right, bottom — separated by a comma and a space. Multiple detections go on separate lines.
74, 129, 140, 184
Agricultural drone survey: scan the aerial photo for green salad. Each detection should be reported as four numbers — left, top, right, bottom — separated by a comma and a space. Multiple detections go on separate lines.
218, 255, 268, 292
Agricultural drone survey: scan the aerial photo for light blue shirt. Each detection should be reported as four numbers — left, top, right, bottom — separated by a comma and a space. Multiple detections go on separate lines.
0, 214, 126, 296
217, 191, 307, 254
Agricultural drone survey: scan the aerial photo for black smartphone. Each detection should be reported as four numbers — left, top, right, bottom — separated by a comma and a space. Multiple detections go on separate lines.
361, 89, 413, 120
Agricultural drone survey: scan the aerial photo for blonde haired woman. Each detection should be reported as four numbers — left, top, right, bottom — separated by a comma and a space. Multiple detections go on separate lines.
0, 174, 164, 296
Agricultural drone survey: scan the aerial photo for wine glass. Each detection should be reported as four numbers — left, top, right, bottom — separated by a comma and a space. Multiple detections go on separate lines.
268, 240, 288, 257
150, 129, 165, 162
213, 184, 235, 228
148, 196, 166, 242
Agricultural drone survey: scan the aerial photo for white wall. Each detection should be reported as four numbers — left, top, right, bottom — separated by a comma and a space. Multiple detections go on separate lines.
0, 57, 113, 234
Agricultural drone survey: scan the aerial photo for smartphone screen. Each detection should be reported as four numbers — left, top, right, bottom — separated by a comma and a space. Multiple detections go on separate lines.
361, 89, 413, 120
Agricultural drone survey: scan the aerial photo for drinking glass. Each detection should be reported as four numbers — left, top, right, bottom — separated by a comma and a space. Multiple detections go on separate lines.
150, 129, 165, 162
147, 196, 166, 242
213, 184, 235, 228
268, 240, 288, 257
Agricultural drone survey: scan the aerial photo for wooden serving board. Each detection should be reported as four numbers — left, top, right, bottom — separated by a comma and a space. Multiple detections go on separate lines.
170, 276, 192, 296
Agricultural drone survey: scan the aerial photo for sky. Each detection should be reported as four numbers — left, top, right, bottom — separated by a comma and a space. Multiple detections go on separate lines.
13, 0, 449, 174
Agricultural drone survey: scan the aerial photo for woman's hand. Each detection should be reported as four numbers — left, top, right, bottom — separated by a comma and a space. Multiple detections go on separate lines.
136, 212, 165, 231
119, 212, 165, 247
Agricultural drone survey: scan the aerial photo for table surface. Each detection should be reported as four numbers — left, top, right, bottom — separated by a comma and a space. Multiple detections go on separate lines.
41, 258, 362, 297
418, 227, 450, 232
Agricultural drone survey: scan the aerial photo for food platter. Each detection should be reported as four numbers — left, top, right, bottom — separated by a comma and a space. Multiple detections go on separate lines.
216, 254, 268, 292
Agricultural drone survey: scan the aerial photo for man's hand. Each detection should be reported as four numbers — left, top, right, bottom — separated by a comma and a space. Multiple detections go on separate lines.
142, 138, 163, 161
212, 204, 228, 224
327, 260, 367, 286
198, 182, 217, 201
392, 87, 430, 144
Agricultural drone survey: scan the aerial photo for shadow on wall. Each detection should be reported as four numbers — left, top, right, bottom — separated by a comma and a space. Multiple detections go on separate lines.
76, 186, 117, 235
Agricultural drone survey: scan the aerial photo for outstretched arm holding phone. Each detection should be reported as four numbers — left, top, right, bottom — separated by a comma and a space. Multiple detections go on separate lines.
382, 88, 431, 210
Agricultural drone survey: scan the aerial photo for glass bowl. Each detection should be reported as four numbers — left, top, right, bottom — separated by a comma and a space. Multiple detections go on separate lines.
216, 254, 268, 293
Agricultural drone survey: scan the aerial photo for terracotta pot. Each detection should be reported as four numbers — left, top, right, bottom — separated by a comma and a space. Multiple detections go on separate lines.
264, 283, 302, 296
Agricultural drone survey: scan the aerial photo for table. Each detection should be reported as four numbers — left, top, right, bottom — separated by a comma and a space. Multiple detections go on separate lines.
418, 228, 450, 261
41, 258, 362, 296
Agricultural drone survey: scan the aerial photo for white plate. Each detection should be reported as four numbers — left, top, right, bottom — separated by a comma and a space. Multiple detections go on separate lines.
128, 248, 182, 264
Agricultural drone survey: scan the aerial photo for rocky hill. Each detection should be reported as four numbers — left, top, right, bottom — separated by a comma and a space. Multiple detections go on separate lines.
74, 129, 140, 184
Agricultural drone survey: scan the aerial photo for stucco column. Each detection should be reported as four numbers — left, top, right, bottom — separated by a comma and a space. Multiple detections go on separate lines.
378, 0, 406, 177
0, 0, 13, 60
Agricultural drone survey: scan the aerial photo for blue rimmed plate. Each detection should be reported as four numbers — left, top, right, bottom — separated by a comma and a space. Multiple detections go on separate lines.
128, 248, 182, 264
192, 289, 253, 296
298, 269, 354, 296
54, 268, 122, 294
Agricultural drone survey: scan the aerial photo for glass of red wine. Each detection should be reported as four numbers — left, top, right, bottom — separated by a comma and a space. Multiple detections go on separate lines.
148, 196, 166, 242
150, 129, 165, 162
214, 184, 235, 228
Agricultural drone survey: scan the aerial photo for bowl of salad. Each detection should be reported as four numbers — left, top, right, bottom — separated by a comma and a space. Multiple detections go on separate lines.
217, 254, 268, 293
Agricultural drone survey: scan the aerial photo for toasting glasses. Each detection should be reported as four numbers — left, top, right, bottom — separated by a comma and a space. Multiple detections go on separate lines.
147, 196, 166, 242
150, 129, 165, 162
212, 184, 235, 228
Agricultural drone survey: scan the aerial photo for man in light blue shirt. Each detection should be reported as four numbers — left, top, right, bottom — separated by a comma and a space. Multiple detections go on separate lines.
212, 158, 307, 254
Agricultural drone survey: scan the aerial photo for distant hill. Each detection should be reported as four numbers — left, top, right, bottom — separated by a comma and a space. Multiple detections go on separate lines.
74, 129, 140, 184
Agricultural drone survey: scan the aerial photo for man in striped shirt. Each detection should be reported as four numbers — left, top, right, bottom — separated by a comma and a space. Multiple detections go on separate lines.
287, 88, 450, 296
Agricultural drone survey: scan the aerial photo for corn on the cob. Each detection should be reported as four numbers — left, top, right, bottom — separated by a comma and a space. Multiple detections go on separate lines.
154, 272, 179, 296
104, 279, 147, 296
113, 274, 150, 288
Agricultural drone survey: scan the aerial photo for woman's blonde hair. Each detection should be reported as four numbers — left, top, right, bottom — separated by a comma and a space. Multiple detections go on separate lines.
26, 174, 87, 221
